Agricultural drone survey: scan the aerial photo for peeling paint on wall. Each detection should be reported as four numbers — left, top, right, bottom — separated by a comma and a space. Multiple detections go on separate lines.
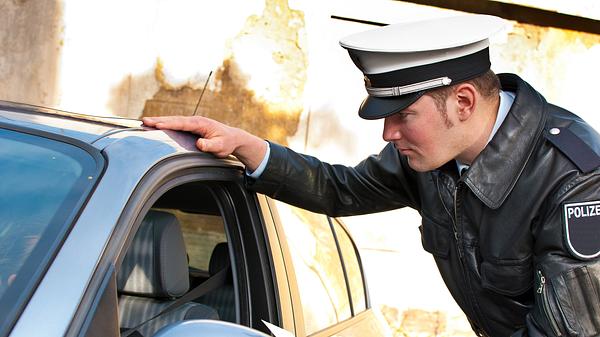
498, 22, 600, 105
141, 0, 307, 146
106, 70, 158, 119
504, 23, 600, 67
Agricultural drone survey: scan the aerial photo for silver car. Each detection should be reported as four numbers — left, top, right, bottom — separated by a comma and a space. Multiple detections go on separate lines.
0, 101, 390, 337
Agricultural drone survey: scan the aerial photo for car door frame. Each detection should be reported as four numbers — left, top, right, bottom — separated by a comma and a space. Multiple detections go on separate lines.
262, 198, 381, 337
66, 154, 281, 337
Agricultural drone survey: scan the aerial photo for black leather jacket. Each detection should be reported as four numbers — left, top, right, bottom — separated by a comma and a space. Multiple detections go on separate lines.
247, 74, 600, 337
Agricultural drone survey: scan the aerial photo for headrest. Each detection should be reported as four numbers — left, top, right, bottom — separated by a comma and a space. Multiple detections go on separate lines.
117, 210, 189, 298
208, 242, 230, 276
339, 14, 506, 120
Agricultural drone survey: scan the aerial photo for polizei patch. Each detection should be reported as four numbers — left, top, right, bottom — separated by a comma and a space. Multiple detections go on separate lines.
563, 201, 600, 260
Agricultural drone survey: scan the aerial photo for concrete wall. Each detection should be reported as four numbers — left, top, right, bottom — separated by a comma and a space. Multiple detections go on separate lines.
0, 0, 63, 106
1, 1, 599, 336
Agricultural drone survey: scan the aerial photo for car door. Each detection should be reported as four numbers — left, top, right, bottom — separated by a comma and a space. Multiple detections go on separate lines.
264, 200, 391, 337
64, 152, 282, 337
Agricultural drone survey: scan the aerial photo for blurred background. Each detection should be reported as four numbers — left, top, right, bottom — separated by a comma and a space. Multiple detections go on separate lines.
1, 0, 599, 335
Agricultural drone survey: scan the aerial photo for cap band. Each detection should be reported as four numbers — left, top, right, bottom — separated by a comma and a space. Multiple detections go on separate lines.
364, 48, 490, 96
366, 77, 452, 97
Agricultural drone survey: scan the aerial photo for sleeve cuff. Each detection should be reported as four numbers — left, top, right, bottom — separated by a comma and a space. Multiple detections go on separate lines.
246, 140, 271, 179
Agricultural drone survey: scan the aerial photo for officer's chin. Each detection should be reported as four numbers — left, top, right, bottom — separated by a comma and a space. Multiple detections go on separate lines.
406, 157, 438, 173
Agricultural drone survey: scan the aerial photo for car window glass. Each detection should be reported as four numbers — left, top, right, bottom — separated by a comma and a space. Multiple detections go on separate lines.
0, 128, 99, 333
273, 201, 351, 335
82, 269, 120, 337
167, 210, 226, 271
331, 218, 367, 313
117, 183, 235, 335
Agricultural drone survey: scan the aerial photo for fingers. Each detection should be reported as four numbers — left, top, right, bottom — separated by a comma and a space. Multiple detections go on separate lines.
142, 116, 199, 130
196, 138, 231, 158
143, 115, 237, 157
142, 116, 214, 134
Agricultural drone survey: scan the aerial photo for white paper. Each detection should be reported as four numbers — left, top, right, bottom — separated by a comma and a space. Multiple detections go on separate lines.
262, 320, 295, 337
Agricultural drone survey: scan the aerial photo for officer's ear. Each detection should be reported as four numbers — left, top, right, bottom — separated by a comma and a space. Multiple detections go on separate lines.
454, 83, 477, 122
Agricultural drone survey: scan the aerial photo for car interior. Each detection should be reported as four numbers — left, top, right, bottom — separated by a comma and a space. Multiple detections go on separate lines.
116, 183, 235, 336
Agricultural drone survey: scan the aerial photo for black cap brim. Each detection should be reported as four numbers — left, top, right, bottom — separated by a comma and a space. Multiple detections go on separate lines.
358, 90, 426, 120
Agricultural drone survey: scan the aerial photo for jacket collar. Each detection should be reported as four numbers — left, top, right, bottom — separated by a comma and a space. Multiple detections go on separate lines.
461, 73, 547, 209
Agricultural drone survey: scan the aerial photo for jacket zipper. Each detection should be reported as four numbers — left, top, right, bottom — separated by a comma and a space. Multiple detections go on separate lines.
453, 181, 489, 336
434, 175, 462, 257
453, 184, 464, 259
537, 269, 562, 336
437, 175, 483, 332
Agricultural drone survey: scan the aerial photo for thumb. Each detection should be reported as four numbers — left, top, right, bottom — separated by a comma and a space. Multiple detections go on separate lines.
196, 138, 228, 157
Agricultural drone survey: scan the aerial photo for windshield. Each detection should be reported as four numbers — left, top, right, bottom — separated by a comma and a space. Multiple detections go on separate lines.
0, 126, 102, 334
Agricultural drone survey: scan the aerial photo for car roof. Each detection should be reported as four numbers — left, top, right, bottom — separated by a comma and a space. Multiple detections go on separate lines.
0, 100, 143, 141
0, 100, 244, 169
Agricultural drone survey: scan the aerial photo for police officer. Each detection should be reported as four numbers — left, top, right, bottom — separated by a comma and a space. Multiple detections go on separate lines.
143, 14, 600, 337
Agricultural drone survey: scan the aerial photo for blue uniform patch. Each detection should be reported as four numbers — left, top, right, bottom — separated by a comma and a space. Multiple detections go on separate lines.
563, 201, 600, 260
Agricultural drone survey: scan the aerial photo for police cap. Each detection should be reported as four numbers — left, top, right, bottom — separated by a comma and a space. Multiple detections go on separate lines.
339, 14, 506, 120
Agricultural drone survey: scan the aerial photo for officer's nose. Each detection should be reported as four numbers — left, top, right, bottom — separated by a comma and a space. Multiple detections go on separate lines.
382, 116, 402, 142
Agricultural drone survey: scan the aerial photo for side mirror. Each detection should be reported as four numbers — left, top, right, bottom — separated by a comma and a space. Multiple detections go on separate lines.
153, 320, 271, 337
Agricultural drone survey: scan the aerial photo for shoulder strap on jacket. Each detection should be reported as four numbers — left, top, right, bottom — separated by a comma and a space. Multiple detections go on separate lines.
545, 126, 600, 173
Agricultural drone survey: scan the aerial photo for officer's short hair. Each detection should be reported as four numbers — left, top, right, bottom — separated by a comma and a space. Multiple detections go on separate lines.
427, 70, 501, 113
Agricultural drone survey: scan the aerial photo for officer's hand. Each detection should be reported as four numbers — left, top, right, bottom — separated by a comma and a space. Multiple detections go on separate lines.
142, 116, 267, 171
143, 116, 237, 157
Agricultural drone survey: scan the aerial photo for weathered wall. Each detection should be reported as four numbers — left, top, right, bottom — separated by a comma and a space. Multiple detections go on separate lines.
1, 1, 599, 336
494, 23, 600, 126
140, 0, 307, 145
0, 0, 63, 106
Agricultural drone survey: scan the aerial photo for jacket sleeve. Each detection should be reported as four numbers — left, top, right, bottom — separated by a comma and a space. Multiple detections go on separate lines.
245, 141, 421, 216
522, 173, 600, 337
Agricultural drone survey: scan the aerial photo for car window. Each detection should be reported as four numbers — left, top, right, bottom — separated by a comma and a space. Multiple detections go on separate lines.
273, 201, 351, 335
331, 218, 367, 314
117, 183, 236, 336
165, 209, 226, 272
0, 127, 101, 333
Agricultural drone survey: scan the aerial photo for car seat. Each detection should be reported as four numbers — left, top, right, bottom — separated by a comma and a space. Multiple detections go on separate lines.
197, 242, 236, 322
117, 210, 219, 337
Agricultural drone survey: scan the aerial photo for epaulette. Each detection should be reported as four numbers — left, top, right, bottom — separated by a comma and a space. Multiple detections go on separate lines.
545, 126, 600, 173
